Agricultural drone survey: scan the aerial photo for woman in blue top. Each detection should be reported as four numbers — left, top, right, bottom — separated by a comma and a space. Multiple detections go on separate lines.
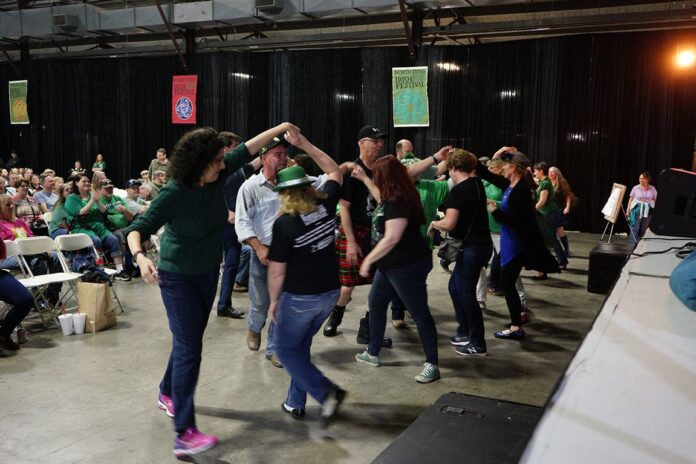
477, 148, 559, 339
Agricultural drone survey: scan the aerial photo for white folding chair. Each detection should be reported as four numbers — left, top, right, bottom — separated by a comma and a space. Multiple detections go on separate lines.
15, 236, 82, 316
4, 239, 58, 327
54, 233, 124, 314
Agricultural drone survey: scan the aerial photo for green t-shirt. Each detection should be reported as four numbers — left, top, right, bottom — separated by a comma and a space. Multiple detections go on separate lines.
49, 202, 68, 235
100, 195, 130, 230
536, 177, 558, 216
416, 179, 450, 250
482, 179, 502, 234
64, 193, 111, 239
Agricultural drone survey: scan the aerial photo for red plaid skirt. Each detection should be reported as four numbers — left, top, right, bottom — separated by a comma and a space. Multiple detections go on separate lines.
336, 224, 373, 287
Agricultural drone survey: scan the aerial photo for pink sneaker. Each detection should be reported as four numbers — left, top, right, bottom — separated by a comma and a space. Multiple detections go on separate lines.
158, 393, 175, 418
173, 428, 219, 457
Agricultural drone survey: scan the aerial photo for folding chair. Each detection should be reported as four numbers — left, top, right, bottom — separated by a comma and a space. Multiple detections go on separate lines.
15, 236, 82, 317
3, 240, 58, 327
54, 233, 125, 314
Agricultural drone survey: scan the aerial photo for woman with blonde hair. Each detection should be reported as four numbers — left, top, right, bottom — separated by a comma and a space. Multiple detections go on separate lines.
548, 166, 576, 257
267, 132, 346, 422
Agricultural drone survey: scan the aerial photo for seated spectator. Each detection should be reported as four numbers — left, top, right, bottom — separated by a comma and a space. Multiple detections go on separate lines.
92, 153, 106, 173
139, 183, 153, 203
0, 177, 6, 195
91, 171, 106, 190
0, 194, 62, 305
49, 183, 72, 240
68, 160, 85, 178
64, 174, 131, 281
33, 174, 58, 212
53, 176, 64, 196
11, 179, 42, 224
5, 173, 19, 196
0, 168, 8, 178
99, 179, 134, 243
0, 239, 34, 351
123, 179, 147, 216
148, 170, 166, 199
139, 170, 149, 184
42, 169, 56, 177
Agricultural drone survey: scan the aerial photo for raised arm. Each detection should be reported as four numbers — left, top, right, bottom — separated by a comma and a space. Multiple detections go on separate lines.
284, 132, 342, 185
244, 122, 300, 156
406, 146, 451, 179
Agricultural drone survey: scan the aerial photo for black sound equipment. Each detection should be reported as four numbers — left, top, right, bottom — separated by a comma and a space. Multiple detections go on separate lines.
588, 242, 634, 294
372, 393, 542, 464
650, 169, 696, 238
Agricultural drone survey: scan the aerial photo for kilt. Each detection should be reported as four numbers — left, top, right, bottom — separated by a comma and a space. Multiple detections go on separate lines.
336, 224, 373, 287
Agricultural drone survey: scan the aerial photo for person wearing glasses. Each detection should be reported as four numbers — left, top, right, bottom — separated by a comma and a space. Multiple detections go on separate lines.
323, 125, 386, 342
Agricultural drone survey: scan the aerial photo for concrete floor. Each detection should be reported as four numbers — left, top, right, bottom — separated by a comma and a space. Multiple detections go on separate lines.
0, 232, 609, 464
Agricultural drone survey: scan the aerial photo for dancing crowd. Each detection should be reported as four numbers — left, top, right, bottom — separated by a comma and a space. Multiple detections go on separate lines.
0, 125, 659, 458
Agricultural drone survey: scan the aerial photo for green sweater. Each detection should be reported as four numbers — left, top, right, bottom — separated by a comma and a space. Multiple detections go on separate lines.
127, 143, 252, 274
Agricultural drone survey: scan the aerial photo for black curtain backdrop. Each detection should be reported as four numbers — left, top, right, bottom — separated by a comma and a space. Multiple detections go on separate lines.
1, 30, 694, 232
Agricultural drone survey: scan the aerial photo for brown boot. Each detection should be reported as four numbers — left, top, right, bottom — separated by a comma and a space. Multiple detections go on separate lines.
246, 330, 261, 351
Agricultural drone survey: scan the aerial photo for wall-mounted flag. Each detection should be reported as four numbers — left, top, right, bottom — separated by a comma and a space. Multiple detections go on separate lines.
172, 75, 198, 124
9, 80, 29, 125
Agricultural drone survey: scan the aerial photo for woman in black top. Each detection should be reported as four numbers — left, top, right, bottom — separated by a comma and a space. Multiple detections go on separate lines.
477, 148, 559, 339
353, 155, 440, 384
429, 149, 493, 356
267, 132, 347, 424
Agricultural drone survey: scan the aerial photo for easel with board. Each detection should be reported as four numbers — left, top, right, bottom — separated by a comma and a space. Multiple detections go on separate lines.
600, 183, 634, 243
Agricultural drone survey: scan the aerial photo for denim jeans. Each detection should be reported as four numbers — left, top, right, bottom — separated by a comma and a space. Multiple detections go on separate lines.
50, 228, 69, 240
158, 269, 218, 433
448, 243, 492, 348
367, 255, 438, 364
247, 248, 276, 355
89, 231, 122, 258
236, 245, 251, 284
217, 222, 241, 310
0, 271, 34, 336
0, 252, 63, 301
275, 289, 340, 409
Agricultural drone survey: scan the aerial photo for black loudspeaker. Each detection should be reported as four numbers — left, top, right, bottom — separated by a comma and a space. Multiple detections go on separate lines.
588, 242, 634, 294
372, 393, 542, 464
650, 169, 696, 238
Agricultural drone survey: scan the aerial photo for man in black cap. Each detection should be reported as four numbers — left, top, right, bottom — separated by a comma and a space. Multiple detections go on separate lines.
323, 125, 386, 342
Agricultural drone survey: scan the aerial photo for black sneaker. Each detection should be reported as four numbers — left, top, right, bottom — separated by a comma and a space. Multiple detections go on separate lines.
0, 334, 20, 351
321, 387, 346, 428
449, 335, 471, 346
114, 271, 132, 281
217, 307, 244, 319
323, 306, 345, 337
281, 402, 305, 420
454, 344, 488, 357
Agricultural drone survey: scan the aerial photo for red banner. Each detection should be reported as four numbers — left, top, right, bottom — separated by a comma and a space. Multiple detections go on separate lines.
171, 75, 198, 124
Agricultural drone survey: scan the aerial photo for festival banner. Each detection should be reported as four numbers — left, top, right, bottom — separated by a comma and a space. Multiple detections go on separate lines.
172, 75, 198, 124
392, 67, 429, 127
9, 80, 29, 125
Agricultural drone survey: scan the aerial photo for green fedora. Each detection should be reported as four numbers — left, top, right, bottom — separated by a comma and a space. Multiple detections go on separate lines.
273, 165, 313, 191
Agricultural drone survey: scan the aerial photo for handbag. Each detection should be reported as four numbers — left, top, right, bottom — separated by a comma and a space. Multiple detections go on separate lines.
436, 178, 483, 262
437, 237, 465, 261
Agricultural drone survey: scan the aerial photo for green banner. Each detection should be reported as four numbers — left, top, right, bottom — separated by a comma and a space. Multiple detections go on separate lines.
9, 80, 29, 125
392, 67, 429, 127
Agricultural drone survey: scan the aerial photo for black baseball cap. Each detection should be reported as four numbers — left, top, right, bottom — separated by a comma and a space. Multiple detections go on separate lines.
499, 150, 531, 169
260, 136, 290, 155
357, 125, 387, 141
126, 179, 142, 189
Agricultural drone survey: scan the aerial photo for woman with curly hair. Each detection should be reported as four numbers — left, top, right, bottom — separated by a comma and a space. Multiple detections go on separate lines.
126, 122, 298, 458
353, 155, 440, 384
548, 166, 577, 257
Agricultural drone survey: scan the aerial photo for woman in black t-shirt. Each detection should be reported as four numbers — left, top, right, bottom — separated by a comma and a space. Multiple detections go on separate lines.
267, 132, 347, 424
429, 149, 493, 356
353, 155, 440, 384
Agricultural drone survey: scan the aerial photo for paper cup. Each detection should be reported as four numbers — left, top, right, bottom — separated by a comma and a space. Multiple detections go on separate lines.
73, 313, 86, 335
58, 314, 74, 336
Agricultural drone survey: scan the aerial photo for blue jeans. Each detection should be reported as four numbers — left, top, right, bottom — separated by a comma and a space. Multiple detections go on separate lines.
158, 269, 218, 433
0, 271, 34, 336
236, 245, 251, 284
247, 248, 276, 355
50, 228, 69, 240
217, 222, 241, 310
90, 232, 122, 258
448, 243, 492, 348
367, 256, 438, 364
0, 252, 63, 302
275, 289, 340, 409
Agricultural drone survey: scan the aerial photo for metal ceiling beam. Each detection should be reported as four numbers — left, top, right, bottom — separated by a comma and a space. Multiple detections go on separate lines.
153, 0, 187, 70
398, 0, 416, 63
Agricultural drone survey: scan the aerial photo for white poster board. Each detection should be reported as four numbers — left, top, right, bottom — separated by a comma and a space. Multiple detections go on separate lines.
601, 183, 627, 224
